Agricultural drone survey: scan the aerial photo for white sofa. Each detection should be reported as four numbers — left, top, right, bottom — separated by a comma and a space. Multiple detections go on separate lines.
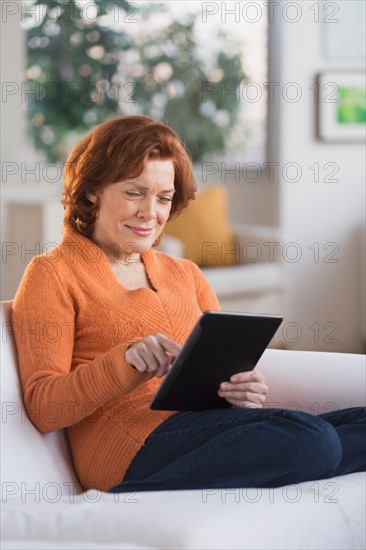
1, 300, 365, 550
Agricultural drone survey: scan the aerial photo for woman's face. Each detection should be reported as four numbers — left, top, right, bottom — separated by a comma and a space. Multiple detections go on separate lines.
87, 159, 175, 261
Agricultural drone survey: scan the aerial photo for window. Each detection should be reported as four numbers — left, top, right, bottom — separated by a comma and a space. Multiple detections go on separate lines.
22, 0, 268, 166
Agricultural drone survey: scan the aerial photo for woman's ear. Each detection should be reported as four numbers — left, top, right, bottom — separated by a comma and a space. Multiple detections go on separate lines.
86, 191, 97, 204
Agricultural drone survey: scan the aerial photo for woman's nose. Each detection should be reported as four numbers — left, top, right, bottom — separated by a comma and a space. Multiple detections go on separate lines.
137, 199, 157, 220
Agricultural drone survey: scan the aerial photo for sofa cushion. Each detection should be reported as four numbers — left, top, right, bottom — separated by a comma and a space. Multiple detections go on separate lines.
165, 185, 236, 267
2, 472, 365, 549
0, 301, 82, 497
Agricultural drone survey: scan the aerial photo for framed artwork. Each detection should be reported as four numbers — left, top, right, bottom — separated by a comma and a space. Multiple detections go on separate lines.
317, 72, 366, 142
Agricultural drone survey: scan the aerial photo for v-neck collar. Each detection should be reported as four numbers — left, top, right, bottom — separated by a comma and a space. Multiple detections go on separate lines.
108, 250, 158, 293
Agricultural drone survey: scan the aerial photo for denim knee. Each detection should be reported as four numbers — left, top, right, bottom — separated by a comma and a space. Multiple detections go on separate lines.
290, 413, 343, 480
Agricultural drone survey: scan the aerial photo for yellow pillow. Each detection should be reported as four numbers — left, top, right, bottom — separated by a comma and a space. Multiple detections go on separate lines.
164, 185, 237, 267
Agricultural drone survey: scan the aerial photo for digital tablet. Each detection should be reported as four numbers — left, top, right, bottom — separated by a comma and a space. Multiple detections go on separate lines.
150, 311, 283, 411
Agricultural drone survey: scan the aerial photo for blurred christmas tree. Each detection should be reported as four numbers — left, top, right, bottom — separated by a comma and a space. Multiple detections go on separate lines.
25, 0, 247, 162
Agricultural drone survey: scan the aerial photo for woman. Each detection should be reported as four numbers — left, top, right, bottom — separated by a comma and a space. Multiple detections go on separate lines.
12, 116, 366, 493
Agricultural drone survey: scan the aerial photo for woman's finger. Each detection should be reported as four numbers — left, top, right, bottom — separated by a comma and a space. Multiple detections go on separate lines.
155, 333, 182, 357
219, 381, 268, 395
231, 400, 264, 409
218, 389, 267, 405
125, 345, 150, 373
142, 336, 172, 371
230, 370, 266, 384
125, 334, 180, 375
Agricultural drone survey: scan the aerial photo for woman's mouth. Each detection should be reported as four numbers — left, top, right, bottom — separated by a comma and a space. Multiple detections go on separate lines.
126, 226, 154, 237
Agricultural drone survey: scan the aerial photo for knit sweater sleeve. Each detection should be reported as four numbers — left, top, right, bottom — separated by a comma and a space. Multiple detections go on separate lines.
12, 257, 150, 434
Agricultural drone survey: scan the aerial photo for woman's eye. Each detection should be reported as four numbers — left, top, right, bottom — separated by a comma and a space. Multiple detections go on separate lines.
124, 191, 172, 203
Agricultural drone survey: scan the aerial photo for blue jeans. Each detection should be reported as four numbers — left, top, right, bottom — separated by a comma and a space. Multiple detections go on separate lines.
108, 407, 366, 493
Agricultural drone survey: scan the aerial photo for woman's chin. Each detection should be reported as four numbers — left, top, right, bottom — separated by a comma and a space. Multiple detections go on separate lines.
115, 234, 158, 255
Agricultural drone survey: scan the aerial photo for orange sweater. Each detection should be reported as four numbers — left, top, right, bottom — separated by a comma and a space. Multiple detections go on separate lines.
12, 225, 220, 491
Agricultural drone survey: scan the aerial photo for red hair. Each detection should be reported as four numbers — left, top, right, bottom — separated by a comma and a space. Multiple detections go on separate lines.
62, 116, 197, 244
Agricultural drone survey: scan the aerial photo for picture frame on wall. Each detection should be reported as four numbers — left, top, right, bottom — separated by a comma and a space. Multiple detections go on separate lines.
317, 72, 366, 142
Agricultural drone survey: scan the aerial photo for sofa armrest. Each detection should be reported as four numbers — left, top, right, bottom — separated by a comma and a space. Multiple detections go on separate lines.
257, 348, 366, 414
231, 223, 282, 263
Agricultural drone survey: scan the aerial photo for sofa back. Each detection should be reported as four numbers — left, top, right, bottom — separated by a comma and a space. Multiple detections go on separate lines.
1, 301, 83, 500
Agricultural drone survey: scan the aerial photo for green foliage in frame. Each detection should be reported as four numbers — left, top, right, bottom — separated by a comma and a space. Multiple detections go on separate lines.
25, 0, 247, 162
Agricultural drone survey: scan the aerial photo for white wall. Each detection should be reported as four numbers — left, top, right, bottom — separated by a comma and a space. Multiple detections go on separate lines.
1, 1, 365, 354
0, 7, 65, 300
270, 1, 365, 352
0, 1, 27, 165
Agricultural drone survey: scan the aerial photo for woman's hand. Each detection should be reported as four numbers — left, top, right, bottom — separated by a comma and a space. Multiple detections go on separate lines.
125, 333, 182, 378
218, 370, 268, 408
